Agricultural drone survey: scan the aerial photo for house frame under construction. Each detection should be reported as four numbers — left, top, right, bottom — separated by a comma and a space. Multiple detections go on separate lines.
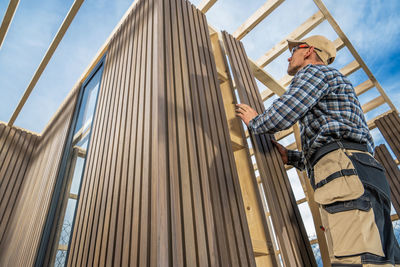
0, 0, 399, 266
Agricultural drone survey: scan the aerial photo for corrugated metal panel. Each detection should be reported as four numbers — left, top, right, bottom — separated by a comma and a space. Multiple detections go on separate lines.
376, 111, 400, 161
222, 31, 317, 266
0, 88, 79, 266
0, 123, 38, 244
68, 0, 255, 266
375, 144, 400, 216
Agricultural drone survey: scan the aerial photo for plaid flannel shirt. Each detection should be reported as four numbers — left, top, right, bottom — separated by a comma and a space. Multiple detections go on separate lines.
248, 64, 374, 170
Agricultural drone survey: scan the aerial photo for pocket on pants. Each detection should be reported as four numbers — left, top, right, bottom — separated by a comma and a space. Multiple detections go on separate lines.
320, 199, 385, 258
313, 149, 364, 205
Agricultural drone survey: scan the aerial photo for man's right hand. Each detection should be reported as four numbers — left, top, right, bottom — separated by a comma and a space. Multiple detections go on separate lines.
271, 140, 288, 164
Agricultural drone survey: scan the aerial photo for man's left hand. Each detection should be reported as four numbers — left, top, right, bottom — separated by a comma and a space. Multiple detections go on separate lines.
235, 103, 258, 126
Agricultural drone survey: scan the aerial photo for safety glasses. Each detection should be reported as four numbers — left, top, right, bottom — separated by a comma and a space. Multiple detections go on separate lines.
290, 44, 322, 55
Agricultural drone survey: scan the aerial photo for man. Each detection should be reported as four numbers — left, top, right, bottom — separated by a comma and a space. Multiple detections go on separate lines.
236, 35, 400, 266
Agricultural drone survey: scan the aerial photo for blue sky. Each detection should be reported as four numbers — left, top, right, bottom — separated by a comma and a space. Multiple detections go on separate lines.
0, 0, 399, 262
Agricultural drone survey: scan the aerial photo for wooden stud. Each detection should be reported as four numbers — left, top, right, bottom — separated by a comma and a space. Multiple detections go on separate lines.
233, 0, 284, 40
0, 0, 20, 49
197, 0, 217, 13
8, 0, 84, 127
362, 95, 385, 114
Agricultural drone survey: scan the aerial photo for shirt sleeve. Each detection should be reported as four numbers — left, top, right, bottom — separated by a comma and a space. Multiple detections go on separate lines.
248, 65, 331, 134
287, 149, 306, 171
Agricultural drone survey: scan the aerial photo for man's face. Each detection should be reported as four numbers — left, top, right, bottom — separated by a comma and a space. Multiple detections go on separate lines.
287, 44, 308, 76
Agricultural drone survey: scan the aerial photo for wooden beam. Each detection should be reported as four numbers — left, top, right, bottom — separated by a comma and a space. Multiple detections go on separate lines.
362, 95, 385, 114
296, 197, 307, 205
198, 0, 218, 13
339, 60, 360, 77
260, 88, 275, 102
312, 0, 398, 113
333, 37, 345, 51
256, 11, 325, 68
249, 59, 286, 96
274, 127, 293, 141
215, 31, 278, 266
36, 0, 139, 136
0, 0, 19, 49
8, 0, 84, 127
233, 0, 284, 40
355, 79, 374, 96
286, 142, 297, 151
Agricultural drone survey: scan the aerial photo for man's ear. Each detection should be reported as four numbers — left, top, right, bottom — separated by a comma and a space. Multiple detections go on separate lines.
304, 47, 314, 59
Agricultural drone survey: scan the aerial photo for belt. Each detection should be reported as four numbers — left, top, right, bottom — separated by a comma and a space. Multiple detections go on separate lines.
308, 140, 369, 168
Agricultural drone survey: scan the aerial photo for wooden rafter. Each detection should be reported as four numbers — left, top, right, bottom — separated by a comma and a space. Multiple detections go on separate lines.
0, 0, 20, 49
362, 95, 385, 114
256, 10, 325, 68
355, 79, 374, 96
8, 0, 84, 127
339, 60, 360, 76
198, 0, 218, 13
233, 0, 284, 40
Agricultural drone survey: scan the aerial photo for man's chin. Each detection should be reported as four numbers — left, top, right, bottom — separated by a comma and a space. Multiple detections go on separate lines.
287, 68, 296, 76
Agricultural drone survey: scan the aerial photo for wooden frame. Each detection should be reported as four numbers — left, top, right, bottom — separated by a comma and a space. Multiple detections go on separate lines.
0, 0, 19, 49
8, 0, 84, 127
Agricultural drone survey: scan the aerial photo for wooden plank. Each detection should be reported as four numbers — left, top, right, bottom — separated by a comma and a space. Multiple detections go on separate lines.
233, 0, 284, 40
212, 27, 277, 267
249, 59, 286, 96
197, 0, 217, 13
339, 60, 360, 76
188, 4, 221, 265
375, 144, 400, 217
361, 95, 385, 114
0, 0, 20, 48
376, 112, 400, 162
0, 130, 36, 242
90, 15, 124, 267
8, 0, 84, 126
256, 11, 325, 68
203, 18, 253, 267
223, 31, 316, 267
181, 1, 210, 265
355, 79, 374, 96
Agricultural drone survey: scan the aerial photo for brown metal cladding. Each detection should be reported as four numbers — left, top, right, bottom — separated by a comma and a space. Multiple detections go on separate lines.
376, 111, 400, 161
0, 123, 38, 244
0, 88, 79, 266
67, 0, 255, 266
222, 31, 317, 266
375, 144, 400, 216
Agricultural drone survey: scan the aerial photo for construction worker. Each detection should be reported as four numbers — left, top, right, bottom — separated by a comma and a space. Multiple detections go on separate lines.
236, 35, 400, 266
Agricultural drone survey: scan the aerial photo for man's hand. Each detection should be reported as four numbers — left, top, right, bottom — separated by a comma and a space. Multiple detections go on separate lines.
271, 140, 288, 164
235, 104, 258, 126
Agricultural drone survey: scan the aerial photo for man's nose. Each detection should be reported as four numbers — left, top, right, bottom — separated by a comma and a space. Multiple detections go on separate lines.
288, 56, 292, 62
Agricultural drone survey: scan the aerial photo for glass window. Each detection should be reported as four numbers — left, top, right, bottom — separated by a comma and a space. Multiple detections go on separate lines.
51, 61, 103, 267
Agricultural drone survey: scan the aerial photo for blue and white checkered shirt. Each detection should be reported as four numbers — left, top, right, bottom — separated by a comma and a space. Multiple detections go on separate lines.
248, 64, 374, 170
